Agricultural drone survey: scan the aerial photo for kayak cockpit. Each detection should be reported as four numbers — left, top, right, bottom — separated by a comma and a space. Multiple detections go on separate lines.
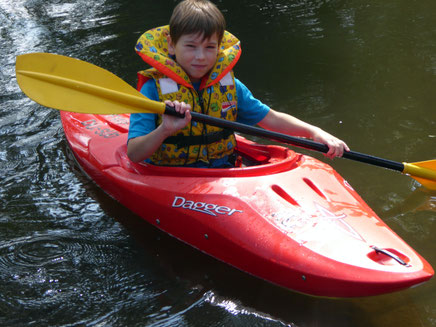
118, 135, 302, 177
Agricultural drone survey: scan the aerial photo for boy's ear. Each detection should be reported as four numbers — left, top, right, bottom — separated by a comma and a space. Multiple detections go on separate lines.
167, 36, 175, 55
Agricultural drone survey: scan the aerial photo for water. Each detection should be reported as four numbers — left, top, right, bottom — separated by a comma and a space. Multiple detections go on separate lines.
1, 0, 435, 325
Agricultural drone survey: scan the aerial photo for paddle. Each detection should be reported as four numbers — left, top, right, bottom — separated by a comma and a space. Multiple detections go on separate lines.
15, 52, 436, 190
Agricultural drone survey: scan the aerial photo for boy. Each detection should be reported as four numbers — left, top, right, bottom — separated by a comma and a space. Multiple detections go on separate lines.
127, 0, 349, 166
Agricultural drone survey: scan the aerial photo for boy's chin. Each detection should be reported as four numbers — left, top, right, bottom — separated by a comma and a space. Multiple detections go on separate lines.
188, 75, 203, 83
189, 70, 212, 83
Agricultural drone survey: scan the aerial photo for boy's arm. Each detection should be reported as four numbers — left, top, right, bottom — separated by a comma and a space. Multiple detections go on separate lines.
258, 109, 349, 158
127, 101, 191, 163
127, 123, 174, 163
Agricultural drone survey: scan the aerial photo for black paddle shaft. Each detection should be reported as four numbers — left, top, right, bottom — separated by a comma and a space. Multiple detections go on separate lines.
164, 105, 405, 173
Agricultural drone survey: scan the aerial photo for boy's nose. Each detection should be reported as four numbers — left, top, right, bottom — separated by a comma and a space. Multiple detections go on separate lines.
195, 48, 205, 60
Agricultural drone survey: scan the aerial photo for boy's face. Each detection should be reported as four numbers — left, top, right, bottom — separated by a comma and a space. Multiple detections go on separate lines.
168, 33, 219, 83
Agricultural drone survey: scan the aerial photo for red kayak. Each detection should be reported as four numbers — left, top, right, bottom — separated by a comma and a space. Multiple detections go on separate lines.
61, 111, 433, 297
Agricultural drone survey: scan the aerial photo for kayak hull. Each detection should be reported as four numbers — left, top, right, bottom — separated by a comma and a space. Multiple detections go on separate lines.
61, 111, 433, 297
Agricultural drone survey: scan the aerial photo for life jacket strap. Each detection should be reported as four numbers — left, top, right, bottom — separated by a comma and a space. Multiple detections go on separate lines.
164, 129, 234, 148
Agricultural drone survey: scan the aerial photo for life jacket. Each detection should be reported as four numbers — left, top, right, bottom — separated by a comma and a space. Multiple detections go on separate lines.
134, 25, 242, 166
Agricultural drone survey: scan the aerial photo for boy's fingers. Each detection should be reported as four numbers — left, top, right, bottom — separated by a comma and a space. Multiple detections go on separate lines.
183, 110, 192, 123
180, 102, 191, 111
326, 147, 336, 159
324, 139, 348, 158
172, 101, 181, 111
164, 100, 174, 107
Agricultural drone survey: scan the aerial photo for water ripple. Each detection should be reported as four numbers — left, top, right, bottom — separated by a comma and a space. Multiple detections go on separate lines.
0, 232, 141, 325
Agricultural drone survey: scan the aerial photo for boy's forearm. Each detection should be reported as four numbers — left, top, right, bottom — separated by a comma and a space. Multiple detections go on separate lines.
258, 109, 319, 139
258, 108, 349, 158
127, 125, 170, 162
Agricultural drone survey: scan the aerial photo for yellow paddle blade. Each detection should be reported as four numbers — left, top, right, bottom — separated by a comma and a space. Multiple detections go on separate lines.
403, 160, 436, 191
15, 53, 165, 115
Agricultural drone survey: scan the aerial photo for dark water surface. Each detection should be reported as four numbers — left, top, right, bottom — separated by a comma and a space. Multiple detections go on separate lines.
1, 0, 435, 326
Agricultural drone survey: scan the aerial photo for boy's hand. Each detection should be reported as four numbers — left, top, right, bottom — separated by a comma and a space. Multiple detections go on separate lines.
312, 128, 350, 159
162, 100, 192, 136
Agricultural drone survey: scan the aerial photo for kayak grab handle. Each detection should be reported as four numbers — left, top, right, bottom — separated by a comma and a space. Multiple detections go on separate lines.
371, 246, 411, 267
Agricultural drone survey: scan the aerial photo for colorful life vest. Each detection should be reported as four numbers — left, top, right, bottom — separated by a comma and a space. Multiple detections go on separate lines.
134, 25, 242, 166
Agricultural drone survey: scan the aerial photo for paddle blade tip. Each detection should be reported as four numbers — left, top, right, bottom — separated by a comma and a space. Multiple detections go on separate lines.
404, 161, 436, 191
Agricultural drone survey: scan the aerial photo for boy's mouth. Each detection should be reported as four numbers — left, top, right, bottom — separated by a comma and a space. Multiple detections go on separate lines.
192, 64, 207, 69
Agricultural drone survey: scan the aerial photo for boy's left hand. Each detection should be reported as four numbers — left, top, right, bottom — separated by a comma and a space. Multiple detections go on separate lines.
312, 129, 350, 159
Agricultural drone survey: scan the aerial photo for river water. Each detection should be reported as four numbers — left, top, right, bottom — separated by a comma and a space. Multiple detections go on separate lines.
1, 0, 435, 326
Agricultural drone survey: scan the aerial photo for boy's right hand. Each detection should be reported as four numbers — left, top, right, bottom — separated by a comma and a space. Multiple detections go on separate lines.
162, 100, 192, 136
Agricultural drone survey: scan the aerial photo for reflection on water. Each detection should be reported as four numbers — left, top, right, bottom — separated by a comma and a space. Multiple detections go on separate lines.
382, 187, 436, 218
1, 0, 435, 326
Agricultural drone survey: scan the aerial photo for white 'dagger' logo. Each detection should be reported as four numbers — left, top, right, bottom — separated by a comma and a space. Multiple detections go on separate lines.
172, 196, 243, 217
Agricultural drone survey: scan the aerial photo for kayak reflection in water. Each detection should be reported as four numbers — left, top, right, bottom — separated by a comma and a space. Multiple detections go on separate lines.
126, 0, 349, 167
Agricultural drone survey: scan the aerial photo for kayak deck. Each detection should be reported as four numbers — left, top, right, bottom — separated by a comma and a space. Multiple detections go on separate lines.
61, 111, 434, 297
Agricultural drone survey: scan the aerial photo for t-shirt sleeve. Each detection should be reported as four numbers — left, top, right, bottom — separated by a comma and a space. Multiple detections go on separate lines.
127, 80, 159, 141
235, 78, 270, 125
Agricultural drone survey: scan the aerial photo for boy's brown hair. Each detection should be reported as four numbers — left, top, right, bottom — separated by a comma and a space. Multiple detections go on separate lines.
169, 0, 226, 45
